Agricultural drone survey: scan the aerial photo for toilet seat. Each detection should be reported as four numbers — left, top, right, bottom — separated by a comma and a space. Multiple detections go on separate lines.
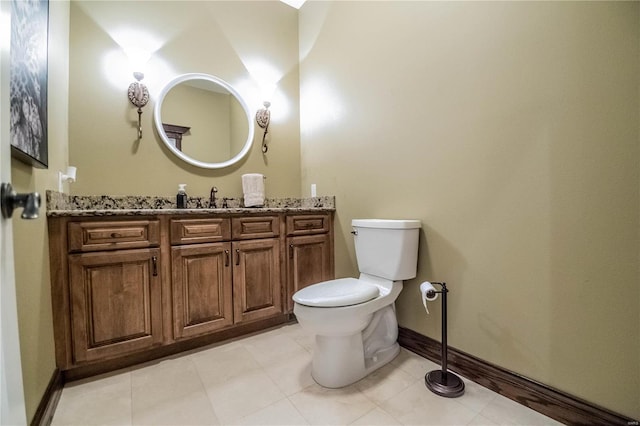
293, 278, 379, 307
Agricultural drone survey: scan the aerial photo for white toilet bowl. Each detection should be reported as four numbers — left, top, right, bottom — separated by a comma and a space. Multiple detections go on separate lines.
294, 273, 403, 388
293, 219, 421, 388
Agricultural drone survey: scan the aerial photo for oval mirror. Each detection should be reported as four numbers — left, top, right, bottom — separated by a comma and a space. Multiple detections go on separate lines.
153, 73, 255, 169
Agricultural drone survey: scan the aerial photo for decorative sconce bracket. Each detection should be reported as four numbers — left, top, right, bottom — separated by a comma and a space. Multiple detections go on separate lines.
256, 101, 271, 153
128, 72, 150, 139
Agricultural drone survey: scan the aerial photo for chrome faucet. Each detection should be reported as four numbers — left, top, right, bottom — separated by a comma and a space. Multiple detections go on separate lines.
209, 186, 218, 208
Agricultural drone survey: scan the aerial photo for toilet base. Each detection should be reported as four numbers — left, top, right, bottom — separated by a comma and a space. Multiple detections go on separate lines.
310, 336, 400, 388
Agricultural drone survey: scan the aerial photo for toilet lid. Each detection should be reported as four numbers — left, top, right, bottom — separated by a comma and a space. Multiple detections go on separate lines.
293, 278, 379, 307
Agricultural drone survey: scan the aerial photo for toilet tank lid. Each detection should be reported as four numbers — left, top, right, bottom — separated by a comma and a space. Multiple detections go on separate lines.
352, 219, 421, 229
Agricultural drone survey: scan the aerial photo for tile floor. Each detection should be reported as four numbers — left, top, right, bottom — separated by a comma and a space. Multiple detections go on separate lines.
52, 323, 562, 425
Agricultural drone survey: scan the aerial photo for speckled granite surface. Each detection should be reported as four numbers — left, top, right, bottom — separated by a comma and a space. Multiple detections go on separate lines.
46, 191, 335, 217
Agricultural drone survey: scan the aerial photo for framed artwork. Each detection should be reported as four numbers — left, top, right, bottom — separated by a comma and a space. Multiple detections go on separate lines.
10, 0, 49, 169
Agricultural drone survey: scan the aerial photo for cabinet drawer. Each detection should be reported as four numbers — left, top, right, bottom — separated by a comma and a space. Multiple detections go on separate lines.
286, 214, 330, 236
232, 216, 279, 240
171, 218, 231, 245
68, 220, 160, 252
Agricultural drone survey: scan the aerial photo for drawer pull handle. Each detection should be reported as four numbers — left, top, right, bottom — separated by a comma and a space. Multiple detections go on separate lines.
224, 250, 230, 267
289, 244, 294, 259
110, 232, 120, 238
152, 256, 158, 276
235, 249, 241, 266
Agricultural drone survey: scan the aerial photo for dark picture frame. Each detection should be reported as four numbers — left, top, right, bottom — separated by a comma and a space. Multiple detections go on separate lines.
10, 0, 49, 169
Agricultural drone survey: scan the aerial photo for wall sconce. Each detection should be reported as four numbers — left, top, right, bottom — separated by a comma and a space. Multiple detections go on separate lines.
256, 101, 271, 153
58, 166, 76, 192
128, 71, 149, 139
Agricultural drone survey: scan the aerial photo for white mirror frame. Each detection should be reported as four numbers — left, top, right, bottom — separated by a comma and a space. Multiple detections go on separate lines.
153, 73, 255, 169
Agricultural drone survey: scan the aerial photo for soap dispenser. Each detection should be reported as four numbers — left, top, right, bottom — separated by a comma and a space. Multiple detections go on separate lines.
177, 184, 187, 209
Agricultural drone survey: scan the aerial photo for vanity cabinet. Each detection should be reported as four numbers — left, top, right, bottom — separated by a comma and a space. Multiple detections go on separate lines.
61, 219, 163, 365
171, 242, 233, 339
48, 210, 332, 378
232, 238, 281, 323
286, 214, 334, 312
69, 248, 163, 362
170, 215, 282, 340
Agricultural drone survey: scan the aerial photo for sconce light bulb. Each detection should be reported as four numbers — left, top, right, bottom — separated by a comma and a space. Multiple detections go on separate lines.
133, 71, 145, 81
263, 101, 271, 109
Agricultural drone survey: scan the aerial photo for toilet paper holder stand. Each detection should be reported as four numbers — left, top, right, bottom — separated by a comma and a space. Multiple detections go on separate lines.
424, 282, 465, 398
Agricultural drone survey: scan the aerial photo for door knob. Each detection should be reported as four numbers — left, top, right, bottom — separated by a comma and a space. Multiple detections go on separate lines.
1, 183, 41, 219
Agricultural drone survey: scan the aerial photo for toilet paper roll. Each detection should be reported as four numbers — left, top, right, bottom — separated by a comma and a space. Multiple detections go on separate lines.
420, 281, 439, 314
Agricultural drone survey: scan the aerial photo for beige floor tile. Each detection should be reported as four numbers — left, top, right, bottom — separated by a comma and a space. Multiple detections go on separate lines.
380, 381, 477, 425
203, 368, 287, 423
243, 332, 309, 368
479, 394, 563, 425
278, 323, 308, 337
51, 325, 565, 426
281, 323, 315, 353
229, 398, 309, 426
454, 376, 499, 414
289, 382, 376, 425
355, 362, 419, 405
191, 344, 262, 385
131, 356, 218, 425
467, 413, 499, 425
390, 348, 441, 380
52, 371, 132, 426
262, 348, 316, 396
350, 407, 402, 425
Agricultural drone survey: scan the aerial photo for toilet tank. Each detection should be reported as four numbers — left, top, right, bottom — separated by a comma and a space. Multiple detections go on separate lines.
352, 219, 421, 281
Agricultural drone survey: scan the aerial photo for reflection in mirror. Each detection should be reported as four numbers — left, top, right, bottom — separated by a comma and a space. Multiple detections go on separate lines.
153, 73, 255, 169
162, 123, 190, 151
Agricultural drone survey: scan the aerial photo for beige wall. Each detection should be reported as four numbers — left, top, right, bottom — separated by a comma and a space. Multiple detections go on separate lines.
299, 1, 639, 419
9, 0, 640, 421
68, 1, 301, 199
10, 1, 70, 421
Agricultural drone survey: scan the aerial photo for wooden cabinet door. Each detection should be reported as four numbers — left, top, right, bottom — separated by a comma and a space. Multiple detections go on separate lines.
68, 248, 162, 363
171, 242, 233, 339
232, 239, 282, 323
286, 234, 333, 312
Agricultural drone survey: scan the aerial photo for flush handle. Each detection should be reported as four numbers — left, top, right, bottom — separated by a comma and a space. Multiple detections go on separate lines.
1, 183, 41, 220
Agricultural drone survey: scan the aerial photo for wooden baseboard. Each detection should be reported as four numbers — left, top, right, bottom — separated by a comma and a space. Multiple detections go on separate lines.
31, 368, 63, 426
398, 326, 637, 425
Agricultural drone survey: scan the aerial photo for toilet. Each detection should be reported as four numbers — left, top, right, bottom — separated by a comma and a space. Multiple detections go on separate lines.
293, 218, 421, 388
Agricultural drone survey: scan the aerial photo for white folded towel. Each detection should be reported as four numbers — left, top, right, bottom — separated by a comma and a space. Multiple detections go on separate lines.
242, 173, 265, 207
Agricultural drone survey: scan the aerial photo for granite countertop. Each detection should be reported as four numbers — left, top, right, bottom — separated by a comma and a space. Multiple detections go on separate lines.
46, 191, 335, 217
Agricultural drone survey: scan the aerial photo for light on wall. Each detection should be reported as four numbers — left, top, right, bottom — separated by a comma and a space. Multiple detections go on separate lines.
256, 101, 271, 154
128, 71, 149, 139
124, 47, 151, 139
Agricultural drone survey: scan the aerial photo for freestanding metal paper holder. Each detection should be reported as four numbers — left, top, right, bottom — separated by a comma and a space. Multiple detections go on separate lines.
424, 282, 465, 397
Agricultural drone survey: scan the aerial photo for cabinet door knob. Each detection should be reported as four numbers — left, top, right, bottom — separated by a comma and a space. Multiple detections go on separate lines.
152, 256, 158, 276
235, 248, 241, 266
224, 250, 230, 267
